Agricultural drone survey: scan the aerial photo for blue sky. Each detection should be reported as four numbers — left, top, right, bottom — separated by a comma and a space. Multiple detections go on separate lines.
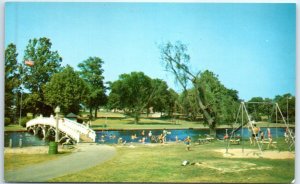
5, 3, 296, 100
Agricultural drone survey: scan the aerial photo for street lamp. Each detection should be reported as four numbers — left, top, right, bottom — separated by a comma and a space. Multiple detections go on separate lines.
54, 106, 60, 142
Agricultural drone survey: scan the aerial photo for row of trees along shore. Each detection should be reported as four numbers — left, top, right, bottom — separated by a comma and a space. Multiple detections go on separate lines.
5, 38, 295, 136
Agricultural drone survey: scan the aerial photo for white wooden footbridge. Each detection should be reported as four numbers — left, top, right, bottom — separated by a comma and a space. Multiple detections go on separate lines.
26, 115, 96, 143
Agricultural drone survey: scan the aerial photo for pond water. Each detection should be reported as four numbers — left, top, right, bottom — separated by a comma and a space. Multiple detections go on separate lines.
5, 127, 289, 147
95, 127, 288, 144
4, 131, 54, 147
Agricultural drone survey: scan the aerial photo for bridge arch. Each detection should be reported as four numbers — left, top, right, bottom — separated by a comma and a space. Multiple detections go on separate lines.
26, 116, 96, 144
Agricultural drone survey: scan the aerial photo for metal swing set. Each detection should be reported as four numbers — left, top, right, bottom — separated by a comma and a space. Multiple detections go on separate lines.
226, 101, 295, 155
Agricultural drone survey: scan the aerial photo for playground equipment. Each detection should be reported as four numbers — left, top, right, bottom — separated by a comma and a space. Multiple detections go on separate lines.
226, 102, 295, 154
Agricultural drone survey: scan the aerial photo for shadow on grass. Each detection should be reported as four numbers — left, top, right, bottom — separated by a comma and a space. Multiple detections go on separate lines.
96, 117, 128, 120
91, 125, 107, 128
126, 122, 181, 125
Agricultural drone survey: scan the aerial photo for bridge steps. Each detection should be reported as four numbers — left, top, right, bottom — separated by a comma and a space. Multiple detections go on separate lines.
80, 134, 94, 143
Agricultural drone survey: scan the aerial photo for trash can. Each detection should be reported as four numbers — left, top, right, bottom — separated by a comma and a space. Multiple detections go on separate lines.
48, 141, 58, 154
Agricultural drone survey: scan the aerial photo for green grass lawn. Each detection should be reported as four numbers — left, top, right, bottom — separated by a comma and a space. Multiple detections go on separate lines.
90, 117, 294, 130
4, 152, 71, 171
4, 124, 26, 132
49, 141, 295, 183
88, 111, 295, 130
90, 116, 205, 130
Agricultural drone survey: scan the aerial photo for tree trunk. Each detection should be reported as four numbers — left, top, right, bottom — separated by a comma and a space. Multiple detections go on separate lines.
192, 81, 216, 137
134, 111, 140, 124
94, 108, 97, 119
89, 108, 93, 120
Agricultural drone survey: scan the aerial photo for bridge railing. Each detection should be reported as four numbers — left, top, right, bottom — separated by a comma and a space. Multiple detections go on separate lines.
58, 121, 80, 142
26, 117, 55, 128
26, 117, 81, 143
63, 118, 96, 142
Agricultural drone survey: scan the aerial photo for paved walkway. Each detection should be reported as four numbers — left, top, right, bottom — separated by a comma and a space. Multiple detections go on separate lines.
5, 144, 116, 182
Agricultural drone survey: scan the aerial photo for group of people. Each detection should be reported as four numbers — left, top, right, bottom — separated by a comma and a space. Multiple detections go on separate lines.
250, 123, 276, 148
98, 129, 192, 151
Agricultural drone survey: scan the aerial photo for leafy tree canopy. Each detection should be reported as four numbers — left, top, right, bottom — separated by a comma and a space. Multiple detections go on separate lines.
22, 37, 62, 115
108, 72, 170, 123
160, 41, 240, 134
197, 70, 240, 126
149, 79, 170, 113
44, 65, 89, 114
78, 57, 106, 118
5, 43, 20, 120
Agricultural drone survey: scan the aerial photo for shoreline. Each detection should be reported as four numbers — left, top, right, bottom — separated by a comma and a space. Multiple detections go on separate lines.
5, 125, 295, 132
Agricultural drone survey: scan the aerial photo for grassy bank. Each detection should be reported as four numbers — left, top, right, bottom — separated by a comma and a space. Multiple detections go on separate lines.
84, 111, 295, 130
90, 119, 294, 131
49, 141, 294, 183
4, 124, 26, 132
5, 111, 295, 132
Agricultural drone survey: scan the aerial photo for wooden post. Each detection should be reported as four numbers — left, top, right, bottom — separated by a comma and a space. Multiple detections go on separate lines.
19, 138, 23, 148
9, 139, 12, 148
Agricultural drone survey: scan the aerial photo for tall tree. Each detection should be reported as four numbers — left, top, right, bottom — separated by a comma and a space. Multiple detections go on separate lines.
5, 43, 20, 122
22, 37, 62, 115
78, 57, 106, 118
44, 65, 89, 114
165, 88, 179, 117
108, 72, 156, 123
177, 89, 201, 121
149, 79, 170, 114
197, 70, 239, 126
160, 41, 239, 135
247, 97, 266, 121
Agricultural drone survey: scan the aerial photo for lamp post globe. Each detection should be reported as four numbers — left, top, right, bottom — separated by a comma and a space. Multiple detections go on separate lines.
55, 106, 60, 114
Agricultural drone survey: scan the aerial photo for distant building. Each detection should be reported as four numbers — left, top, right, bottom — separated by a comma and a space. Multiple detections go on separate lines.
66, 113, 77, 121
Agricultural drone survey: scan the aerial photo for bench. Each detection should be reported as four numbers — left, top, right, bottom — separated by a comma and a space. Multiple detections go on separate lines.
198, 137, 214, 144
230, 139, 240, 145
261, 141, 277, 148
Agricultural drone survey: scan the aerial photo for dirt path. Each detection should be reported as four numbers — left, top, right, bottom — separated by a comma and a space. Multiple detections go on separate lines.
5, 144, 116, 182
214, 148, 295, 159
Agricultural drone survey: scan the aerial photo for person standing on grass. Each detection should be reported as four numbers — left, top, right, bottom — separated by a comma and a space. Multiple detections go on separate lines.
184, 136, 191, 151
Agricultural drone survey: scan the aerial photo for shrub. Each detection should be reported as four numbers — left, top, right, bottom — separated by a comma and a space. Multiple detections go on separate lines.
5, 117, 11, 126
20, 117, 32, 127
